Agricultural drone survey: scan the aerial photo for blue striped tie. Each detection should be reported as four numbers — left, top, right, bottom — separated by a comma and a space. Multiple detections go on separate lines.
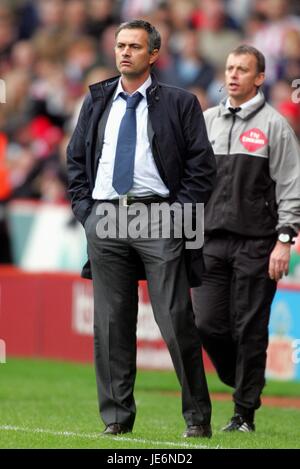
112, 92, 143, 195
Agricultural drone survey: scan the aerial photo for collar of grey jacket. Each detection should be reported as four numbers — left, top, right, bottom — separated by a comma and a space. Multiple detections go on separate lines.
220, 90, 266, 121
228, 107, 241, 114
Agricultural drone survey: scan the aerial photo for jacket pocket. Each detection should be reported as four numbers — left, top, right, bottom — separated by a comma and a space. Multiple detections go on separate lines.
263, 198, 278, 222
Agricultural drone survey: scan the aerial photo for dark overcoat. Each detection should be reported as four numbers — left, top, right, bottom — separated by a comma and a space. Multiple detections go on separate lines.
67, 74, 216, 286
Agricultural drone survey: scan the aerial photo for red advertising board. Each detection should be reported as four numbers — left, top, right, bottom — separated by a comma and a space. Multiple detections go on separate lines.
0, 267, 213, 371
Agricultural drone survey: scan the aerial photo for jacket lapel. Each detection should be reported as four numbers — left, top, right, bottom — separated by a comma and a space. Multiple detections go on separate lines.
87, 77, 119, 184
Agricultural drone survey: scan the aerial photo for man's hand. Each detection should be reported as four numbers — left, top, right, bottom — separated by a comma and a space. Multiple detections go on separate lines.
268, 240, 291, 281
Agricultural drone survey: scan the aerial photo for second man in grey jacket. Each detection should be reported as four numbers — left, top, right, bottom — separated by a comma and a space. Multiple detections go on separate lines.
192, 45, 300, 433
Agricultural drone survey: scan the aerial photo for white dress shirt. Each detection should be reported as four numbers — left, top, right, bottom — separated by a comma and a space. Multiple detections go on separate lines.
92, 75, 169, 200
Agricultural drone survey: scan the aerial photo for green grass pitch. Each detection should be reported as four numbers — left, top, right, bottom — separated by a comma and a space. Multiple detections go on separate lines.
0, 358, 300, 449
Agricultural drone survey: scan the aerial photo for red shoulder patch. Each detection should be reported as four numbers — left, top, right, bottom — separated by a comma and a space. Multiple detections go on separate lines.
239, 128, 268, 152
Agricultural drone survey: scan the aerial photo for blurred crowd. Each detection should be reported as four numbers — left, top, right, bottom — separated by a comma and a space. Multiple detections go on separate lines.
1, 0, 300, 262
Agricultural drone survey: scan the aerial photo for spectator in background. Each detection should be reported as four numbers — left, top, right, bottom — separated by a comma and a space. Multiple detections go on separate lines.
0, 2, 17, 73
10, 39, 36, 74
64, 0, 88, 36
16, 0, 40, 40
242, 11, 267, 41
167, 0, 197, 57
168, 0, 195, 33
147, 0, 171, 25
97, 23, 120, 70
35, 0, 65, 32
277, 100, 300, 137
151, 21, 180, 86
120, 0, 162, 22
5, 114, 65, 200
28, 57, 68, 127
191, 0, 242, 69
226, 0, 252, 28
86, 0, 118, 39
0, 0, 300, 269
192, 45, 300, 433
64, 36, 99, 84
269, 78, 293, 107
173, 28, 215, 90
278, 28, 300, 82
0, 68, 30, 128
251, 0, 300, 85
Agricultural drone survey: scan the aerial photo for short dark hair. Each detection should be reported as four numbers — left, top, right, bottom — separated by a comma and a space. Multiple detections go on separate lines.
115, 20, 161, 53
230, 44, 265, 74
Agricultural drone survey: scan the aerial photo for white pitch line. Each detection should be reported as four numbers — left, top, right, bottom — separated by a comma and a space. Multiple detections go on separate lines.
0, 425, 220, 449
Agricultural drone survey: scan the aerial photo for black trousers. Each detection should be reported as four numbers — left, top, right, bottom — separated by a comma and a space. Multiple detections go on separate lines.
85, 201, 211, 429
192, 234, 277, 414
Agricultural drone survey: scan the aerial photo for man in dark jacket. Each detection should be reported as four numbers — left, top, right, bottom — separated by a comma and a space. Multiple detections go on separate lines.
67, 20, 216, 438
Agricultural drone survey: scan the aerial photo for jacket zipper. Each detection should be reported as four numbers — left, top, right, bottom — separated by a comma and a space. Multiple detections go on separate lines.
228, 114, 236, 154
222, 115, 236, 226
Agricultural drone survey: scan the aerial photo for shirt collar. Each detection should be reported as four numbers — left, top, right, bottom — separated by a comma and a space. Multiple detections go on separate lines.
226, 91, 262, 110
114, 75, 152, 101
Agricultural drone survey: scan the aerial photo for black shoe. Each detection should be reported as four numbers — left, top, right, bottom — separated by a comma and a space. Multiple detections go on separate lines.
222, 414, 255, 432
102, 423, 131, 435
183, 424, 212, 438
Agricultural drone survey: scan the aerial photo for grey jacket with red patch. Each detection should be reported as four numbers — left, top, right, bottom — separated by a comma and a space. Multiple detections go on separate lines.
203, 90, 300, 237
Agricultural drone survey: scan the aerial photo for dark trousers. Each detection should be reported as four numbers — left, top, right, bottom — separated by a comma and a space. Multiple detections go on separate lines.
85, 201, 211, 429
192, 234, 277, 414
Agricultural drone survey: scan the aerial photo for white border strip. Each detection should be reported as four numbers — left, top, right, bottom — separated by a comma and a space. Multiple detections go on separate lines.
0, 425, 220, 449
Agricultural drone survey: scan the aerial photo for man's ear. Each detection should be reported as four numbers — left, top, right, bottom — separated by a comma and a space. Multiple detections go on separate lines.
149, 49, 159, 66
255, 72, 265, 88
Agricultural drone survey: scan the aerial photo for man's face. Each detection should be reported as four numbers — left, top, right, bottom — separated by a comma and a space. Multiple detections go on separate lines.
225, 53, 265, 104
115, 28, 158, 78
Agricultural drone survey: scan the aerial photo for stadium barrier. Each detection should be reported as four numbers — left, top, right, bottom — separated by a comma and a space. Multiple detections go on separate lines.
0, 266, 214, 370
1, 266, 300, 379
6, 199, 300, 280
